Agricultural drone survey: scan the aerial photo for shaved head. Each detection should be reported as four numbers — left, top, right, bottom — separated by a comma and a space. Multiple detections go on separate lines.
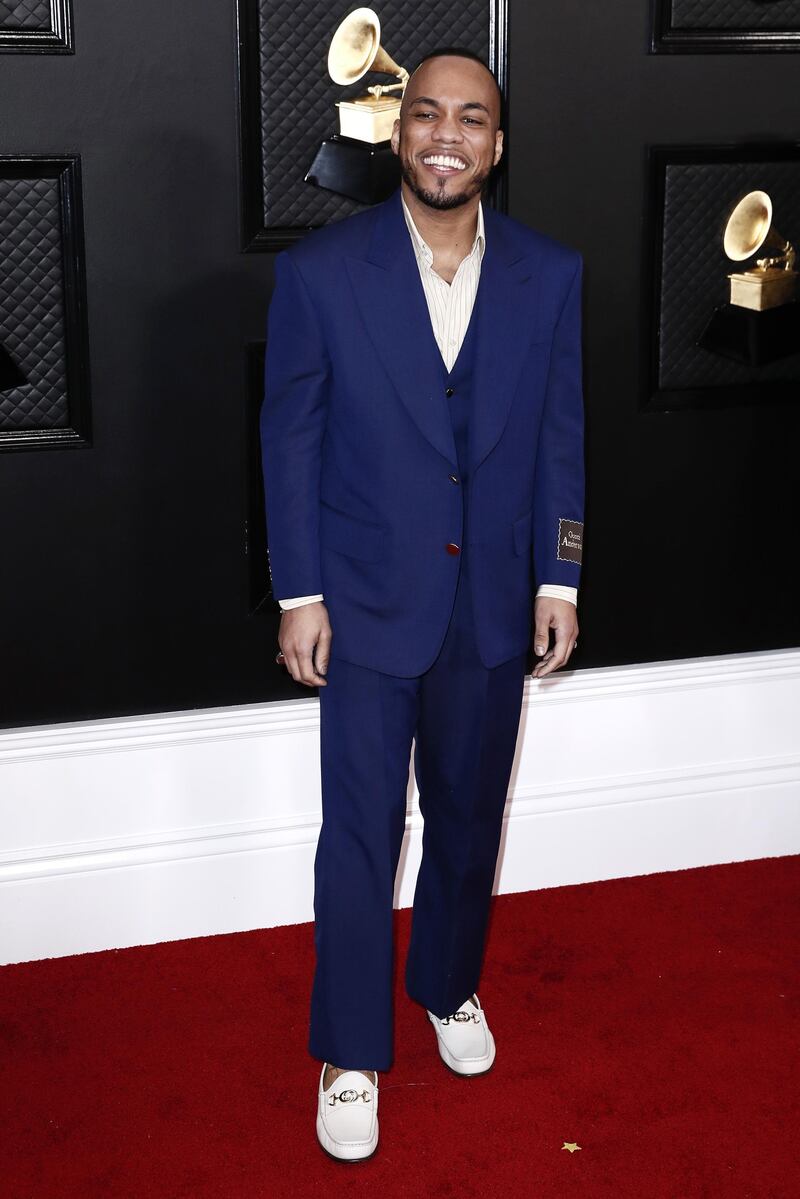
401, 49, 502, 126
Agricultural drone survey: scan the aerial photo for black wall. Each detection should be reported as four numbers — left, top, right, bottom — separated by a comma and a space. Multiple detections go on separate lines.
0, 1, 797, 729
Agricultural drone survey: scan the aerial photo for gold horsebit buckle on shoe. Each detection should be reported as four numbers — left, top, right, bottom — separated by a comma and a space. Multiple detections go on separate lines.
327, 1087, 373, 1106
442, 1010, 480, 1025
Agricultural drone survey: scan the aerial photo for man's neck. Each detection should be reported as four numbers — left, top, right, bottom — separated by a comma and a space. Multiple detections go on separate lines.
400, 182, 480, 256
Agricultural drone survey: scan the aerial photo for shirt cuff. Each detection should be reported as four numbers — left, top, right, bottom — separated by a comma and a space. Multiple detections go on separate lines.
536, 584, 577, 607
278, 594, 324, 611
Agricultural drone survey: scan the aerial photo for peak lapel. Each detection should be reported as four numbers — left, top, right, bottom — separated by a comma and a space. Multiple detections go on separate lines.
345, 191, 457, 467
469, 210, 546, 475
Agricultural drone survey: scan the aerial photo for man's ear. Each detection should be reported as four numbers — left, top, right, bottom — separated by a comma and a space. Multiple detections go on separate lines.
390, 119, 400, 156
493, 129, 504, 167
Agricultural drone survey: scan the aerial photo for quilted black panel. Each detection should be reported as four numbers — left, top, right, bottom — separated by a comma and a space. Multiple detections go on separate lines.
0, 0, 71, 51
0, 174, 70, 429
257, 0, 494, 229
0, 1, 51, 29
657, 159, 800, 390
670, 0, 800, 30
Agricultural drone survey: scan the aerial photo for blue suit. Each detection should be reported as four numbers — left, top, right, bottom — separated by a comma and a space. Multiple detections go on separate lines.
261, 188, 584, 1069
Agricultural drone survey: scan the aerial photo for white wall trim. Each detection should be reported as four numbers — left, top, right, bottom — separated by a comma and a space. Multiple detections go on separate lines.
3, 751, 799, 886
2, 648, 799, 964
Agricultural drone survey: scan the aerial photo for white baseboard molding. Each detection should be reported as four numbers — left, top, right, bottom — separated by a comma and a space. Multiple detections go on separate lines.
2, 648, 799, 965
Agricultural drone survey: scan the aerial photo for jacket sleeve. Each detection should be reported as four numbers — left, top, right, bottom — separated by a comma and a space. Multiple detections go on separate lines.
260, 251, 330, 600
532, 252, 585, 590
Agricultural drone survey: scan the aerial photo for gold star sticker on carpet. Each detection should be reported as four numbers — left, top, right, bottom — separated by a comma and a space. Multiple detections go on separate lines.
562, 1142, 581, 1153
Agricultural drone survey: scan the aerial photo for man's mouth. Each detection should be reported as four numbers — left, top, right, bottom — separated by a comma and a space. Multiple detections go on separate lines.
420, 154, 468, 175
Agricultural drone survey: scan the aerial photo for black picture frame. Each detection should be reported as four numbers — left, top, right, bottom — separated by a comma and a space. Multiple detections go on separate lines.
0, 0, 73, 54
236, 0, 509, 252
0, 155, 91, 451
651, 0, 800, 54
642, 142, 800, 414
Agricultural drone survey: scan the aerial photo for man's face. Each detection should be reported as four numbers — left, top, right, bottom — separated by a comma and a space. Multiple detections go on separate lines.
390, 55, 503, 211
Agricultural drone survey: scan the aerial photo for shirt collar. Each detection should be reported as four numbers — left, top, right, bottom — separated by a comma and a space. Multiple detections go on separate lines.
401, 192, 485, 268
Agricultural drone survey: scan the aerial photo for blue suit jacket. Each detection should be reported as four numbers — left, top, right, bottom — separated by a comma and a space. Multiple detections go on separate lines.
260, 188, 584, 676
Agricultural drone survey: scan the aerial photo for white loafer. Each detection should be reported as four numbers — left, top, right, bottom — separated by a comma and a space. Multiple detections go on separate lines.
316, 1065, 379, 1162
427, 994, 496, 1076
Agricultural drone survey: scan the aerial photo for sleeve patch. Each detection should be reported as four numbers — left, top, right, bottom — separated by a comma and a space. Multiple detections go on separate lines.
556, 518, 583, 564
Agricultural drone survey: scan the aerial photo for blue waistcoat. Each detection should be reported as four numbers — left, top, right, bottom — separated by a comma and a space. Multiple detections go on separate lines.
442, 302, 479, 549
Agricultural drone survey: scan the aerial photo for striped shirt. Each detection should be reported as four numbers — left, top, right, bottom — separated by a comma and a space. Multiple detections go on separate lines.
277, 196, 577, 611
401, 193, 485, 372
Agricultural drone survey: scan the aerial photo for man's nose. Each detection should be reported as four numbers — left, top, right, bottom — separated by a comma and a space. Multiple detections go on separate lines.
431, 113, 463, 142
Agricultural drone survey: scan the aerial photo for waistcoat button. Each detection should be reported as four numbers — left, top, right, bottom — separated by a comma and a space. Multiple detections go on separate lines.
446, 542, 461, 555
445, 386, 455, 397
448, 474, 459, 484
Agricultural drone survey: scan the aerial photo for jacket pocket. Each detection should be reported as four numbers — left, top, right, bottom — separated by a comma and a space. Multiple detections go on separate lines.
320, 501, 387, 562
512, 507, 533, 557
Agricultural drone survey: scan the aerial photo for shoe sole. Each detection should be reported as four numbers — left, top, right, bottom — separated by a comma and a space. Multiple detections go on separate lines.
439, 1055, 495, 1078
318, 1141, 378, 1164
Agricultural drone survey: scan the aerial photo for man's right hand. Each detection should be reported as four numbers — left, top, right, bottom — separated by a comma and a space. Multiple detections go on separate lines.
276, 601, 331, 687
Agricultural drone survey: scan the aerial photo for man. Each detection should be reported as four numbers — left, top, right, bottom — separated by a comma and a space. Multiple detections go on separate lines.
260, 47, 584, 1162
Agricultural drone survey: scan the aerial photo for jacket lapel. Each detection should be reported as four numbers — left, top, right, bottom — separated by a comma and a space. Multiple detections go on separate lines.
345, 191, 457, 466
468, 206, 546, 474
344, 189, 547, 473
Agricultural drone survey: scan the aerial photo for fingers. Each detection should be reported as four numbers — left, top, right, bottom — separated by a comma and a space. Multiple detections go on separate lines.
281, 642, 327, 687
532, 612, 579, 679
282, 634, 328, 686
297, 644, 328, 687
314, 625, 332, 677
533, 614, 551, 660
276, 608, 332, 687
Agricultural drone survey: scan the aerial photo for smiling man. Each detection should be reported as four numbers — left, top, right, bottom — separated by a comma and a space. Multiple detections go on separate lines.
260, 48, 585, 1161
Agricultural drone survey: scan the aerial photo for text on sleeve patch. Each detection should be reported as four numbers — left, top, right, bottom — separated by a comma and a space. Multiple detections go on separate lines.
556, 518, 583, 564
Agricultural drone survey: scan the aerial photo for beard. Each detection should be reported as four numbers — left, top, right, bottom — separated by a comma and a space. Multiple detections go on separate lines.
400, 158, 490, 210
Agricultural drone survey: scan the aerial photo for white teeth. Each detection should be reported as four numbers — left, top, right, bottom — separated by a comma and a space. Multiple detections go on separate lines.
422, 155, 467, 170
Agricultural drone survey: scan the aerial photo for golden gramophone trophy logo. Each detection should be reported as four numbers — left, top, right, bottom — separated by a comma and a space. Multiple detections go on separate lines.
305, 7, 407, 205
723, 191, 797, 311
698, 189, 799, 368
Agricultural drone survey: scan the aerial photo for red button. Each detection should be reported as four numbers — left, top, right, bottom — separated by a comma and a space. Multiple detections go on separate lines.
446, 542, 460, 555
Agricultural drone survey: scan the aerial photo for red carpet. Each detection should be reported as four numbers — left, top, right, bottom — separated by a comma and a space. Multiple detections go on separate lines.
2, 856, 799, 1198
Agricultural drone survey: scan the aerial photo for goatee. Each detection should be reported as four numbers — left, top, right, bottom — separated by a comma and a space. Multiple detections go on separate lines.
400, 162, 489, 211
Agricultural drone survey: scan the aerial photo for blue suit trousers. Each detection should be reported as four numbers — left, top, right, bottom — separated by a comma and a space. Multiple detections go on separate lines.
310, 543, 527, 1070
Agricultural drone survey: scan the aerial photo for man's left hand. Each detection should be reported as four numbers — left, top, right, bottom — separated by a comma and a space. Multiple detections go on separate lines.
531, 597, 579, 679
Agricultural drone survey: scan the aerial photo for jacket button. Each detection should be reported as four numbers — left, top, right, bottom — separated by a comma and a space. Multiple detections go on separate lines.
448, 474, 459, 484
446, 542, 460, 555
445, 386, 455, 397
